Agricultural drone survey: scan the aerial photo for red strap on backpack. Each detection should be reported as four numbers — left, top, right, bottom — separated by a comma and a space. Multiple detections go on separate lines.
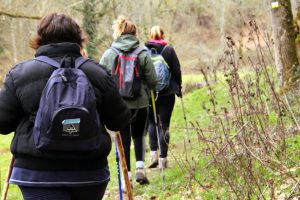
135, 64, 139, 76
114, 56, 123, 89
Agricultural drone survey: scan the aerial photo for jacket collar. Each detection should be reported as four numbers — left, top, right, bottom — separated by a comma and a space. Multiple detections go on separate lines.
149, 39, 168, 45
35, 42, 81, 57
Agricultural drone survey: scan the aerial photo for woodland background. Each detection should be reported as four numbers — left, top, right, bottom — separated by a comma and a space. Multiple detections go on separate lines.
0, 0, 270, 77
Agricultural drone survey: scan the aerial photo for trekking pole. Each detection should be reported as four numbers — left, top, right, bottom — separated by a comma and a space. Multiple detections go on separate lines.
180, 96, 191, 140
115, 137, 123, 200
115, 132, 133, 200
1, 156, 14, 200
150, 90, 164, 180
179, 96, 193, 161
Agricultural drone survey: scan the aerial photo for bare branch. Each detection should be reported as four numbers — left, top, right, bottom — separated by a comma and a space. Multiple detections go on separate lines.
0, 10, 42, 20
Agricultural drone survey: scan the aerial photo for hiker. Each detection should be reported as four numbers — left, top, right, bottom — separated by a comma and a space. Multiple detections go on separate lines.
0, 13, 130, 200
145, 26, 182, 169
100, 16, 157, 187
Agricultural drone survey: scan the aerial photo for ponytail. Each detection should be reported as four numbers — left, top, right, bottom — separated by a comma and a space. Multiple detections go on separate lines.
112, 15, 137, 39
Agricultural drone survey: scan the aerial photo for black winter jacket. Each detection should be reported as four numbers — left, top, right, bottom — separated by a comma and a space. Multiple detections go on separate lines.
0, 43, 130, 170
145, 41, 182, 96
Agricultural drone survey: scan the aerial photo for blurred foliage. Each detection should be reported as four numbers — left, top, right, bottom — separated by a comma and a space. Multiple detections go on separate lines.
0, 0, 270, 76
0, 43, 4, 55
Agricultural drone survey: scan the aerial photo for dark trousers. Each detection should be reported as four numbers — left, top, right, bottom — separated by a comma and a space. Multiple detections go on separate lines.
148, 94, 175, 158
120, 108, 148, 171
19, 183, 108, 200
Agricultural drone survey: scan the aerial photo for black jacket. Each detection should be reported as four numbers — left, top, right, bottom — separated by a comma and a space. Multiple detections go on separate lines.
0, 43, 130, 170
145, 41, 182, 96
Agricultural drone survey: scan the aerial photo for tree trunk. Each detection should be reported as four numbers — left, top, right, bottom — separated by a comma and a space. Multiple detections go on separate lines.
11, 18, 18, 63
291, 0, 300, 64
271, 0, 300, 89
220, 0, 226, 53
291, 0, 299, 17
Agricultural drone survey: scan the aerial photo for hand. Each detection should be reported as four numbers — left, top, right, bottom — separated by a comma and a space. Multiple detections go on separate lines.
177, 87, 182, 98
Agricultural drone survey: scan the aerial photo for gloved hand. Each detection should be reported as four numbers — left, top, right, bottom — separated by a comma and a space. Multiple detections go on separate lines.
177, 86, 182, 98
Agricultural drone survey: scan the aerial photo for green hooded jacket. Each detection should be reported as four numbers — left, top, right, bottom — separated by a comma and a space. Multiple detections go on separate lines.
100, 34, 157, 109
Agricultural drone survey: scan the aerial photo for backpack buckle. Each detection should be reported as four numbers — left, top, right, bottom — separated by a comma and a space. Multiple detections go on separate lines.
60, 74, 68, 83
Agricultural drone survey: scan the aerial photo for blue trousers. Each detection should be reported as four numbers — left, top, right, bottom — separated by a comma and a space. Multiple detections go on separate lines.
19, 184, 108, 200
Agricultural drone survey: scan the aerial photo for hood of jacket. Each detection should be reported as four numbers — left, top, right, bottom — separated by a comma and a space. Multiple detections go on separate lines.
111, 34, 139, 51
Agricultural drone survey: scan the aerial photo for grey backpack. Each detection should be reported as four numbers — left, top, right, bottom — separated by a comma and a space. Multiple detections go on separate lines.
111, 47, 145, 99
145, 45, 171, 92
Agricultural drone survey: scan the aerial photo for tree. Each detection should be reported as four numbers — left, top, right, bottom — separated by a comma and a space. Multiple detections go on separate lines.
291, 0, 299, 17
291, 0, 300, 62
271, 0, 300, 89
81, 0, 111, 59
82, 0, 99, 59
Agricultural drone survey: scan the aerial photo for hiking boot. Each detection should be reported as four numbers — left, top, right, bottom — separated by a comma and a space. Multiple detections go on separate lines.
122, 173, 133, 193
148, 151, 158, 168
121, 180, 133, 194
135, 168, 149, 185
159, 157, 168, 169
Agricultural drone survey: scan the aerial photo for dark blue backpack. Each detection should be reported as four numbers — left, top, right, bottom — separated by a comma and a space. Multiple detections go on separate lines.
33, 55, 101, 151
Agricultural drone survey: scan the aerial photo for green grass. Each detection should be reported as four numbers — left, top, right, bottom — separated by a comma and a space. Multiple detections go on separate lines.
286, 134, 300, 165
0, 134, 23, 200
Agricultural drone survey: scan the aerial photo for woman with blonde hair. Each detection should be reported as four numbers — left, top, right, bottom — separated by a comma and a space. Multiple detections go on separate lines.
100, 16, 157, 187
145, 26, 182, 169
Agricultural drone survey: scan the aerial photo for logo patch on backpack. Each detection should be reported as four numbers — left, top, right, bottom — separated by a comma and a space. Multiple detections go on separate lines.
33, 55, 101, 151
111, 47, 145, 99
145, 45, 171, 92
62, 118, 80, 136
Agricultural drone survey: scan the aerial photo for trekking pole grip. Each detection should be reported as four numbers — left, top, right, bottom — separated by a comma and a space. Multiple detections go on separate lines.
115, 132, 133, 200
1, 156, 14, 200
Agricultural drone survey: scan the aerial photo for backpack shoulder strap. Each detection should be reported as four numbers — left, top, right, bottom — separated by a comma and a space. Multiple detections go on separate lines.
160, 45, 169, 54
35, 56, 88, 69
75, 57, 89, 69
110, 47, 122, 55
144, 46, 150, 51
144, 46, 156, 54
132, 47, 146, 55
111, 46, 145, 56
35, 56, 60, 68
